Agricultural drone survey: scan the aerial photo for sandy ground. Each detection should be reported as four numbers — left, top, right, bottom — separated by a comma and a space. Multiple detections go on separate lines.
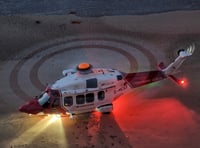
0, 11, 200, 148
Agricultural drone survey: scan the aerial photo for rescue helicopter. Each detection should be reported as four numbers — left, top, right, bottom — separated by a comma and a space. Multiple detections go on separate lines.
19, 44, 195, 118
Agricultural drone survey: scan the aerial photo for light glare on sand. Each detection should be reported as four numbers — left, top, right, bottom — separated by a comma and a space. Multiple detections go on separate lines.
49, 114, 61, 123
10, 115, 67, 147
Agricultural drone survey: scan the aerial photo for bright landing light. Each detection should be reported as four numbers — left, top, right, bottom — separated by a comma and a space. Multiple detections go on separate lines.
10, 114, 67, 147
49, 114, 61, 123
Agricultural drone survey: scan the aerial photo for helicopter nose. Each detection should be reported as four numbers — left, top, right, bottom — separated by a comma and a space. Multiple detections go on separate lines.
19, 99, 43, 114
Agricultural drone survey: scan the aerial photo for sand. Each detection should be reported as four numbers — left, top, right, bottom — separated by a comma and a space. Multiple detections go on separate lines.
0, 11, 200, 148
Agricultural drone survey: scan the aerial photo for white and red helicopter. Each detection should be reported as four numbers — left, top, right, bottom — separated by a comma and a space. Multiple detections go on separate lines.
19, 45, 195, 117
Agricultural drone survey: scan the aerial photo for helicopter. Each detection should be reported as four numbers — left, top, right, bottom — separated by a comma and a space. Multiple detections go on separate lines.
19, 44, 195, 118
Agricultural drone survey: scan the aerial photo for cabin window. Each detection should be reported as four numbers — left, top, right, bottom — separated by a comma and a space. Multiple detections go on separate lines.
98, 91, 105, 100
76, 95, 85, 104
86, 93, 94, 103
86, 78, 98, 88
64, 96, 73, 106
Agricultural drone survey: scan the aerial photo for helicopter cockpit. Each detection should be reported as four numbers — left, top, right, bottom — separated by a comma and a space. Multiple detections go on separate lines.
37, 88, 61, 108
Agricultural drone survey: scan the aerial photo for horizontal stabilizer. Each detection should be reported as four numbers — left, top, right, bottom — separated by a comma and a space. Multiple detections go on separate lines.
168, 75, 187, 87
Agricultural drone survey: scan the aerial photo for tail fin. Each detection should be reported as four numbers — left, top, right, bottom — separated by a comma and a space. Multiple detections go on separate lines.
162, 44, 195, 75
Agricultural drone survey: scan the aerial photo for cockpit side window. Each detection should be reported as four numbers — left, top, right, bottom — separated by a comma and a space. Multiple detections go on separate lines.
50, 90, 60, 98
64, 96, 73, 106
76, 95, 85, 104
52, 98, 60, 108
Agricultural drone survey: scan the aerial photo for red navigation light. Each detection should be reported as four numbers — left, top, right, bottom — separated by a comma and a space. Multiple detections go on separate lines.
168, 75, 188, 88
178, 78, 188, 88
180, 80, 185, 84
